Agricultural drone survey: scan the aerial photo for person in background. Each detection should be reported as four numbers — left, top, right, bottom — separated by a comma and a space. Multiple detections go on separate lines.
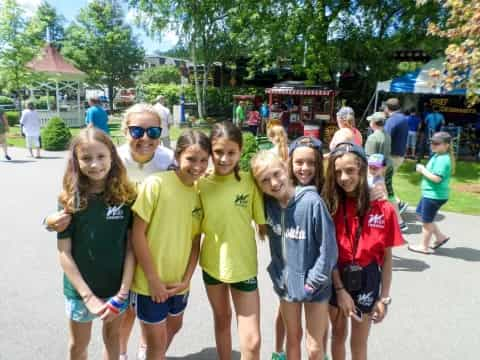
153, 95, 173, 149
384, 98, 409, 230
85, 96, 109, 134
260, 101, 270, 134
20, 101, 41, 158
329, 106, 362, 152
235, 101, 246, 127
408, 132, 453, 254
425, 106, 445, 140
247, 107, 261, 136
0, 110, 11, 160
405, 107, 421, 159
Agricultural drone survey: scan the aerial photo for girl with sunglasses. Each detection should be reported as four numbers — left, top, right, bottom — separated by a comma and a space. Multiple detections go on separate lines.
323, 143, 403, 360
408, 132, 454, 254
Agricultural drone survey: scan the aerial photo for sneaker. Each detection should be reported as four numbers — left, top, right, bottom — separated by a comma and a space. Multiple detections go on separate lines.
398, 201, 409, 215
400, 222, 408, 233
272, 352, 286, 360
5, 154, 11, 160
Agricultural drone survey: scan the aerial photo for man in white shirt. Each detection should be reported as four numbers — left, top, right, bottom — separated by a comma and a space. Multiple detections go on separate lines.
153, 95, 173, 148
20, 102, 41, 158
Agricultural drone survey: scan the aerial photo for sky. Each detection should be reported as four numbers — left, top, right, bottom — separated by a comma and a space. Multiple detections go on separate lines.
16, 0, 179, 54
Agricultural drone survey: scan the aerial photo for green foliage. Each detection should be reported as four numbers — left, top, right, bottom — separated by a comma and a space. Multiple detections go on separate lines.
32, 95, 53, 110
41, 116, 72, 150
144, 84, 196, 107
26, 1, 65, 48
62, 0, 144, 109
239, 131, 258, 172
4, 111, 19, 126
137, 66, 181, 85
0, 95, 13, 105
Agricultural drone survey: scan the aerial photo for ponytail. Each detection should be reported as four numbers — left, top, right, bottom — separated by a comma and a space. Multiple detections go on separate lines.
234, 163, 241, 181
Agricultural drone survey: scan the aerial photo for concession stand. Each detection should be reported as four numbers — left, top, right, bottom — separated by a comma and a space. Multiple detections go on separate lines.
265, 83, 337, 142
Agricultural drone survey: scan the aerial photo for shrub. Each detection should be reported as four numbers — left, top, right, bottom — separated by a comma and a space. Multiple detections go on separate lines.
0, 95, 13, 105
239, 131, 258, 171
32, 96, 54, 110
41, 117, 72, 151
5, 111, 20, 126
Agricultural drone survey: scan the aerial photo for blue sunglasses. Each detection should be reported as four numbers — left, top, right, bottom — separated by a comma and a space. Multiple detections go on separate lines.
128, 126, 162, 139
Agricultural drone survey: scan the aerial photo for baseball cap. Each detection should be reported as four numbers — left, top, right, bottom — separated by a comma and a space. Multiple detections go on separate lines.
431, 131, 452, 143
368, 153, 385, 168
289, 136, 323, 156
330, 142, 367, 163
367, 112, 386, 125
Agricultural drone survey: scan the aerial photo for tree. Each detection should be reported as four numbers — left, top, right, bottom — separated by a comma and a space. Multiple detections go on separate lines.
423, 0, 480, 105
137, 65, 181, 85
62, 0, 145, 110
0, 0, 38, 104
128, 0, 237, 118
26, 1, 66, 48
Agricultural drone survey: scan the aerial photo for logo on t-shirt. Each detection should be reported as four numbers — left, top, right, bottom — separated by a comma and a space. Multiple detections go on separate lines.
267, 217, 306, 240
234, 193, 249, 207
367, 213, 384, 229
357, 291, 374, 307
106, 204, 124, 220
192, 207, 203, 220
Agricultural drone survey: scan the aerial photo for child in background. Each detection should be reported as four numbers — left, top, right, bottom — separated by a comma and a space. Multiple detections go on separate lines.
322, 142, 404, 360
130, 130, 211, 359
267, 124, 289, 162
56, 128, 136, 359
252, 151, 337, 360
247, 107, 261, 136
408, 132, 453, 254
199, 122, 266, 360
367, 153, 386, 188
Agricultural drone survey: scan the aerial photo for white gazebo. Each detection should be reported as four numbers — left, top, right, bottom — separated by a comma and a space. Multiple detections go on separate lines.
26, 43, 87, 127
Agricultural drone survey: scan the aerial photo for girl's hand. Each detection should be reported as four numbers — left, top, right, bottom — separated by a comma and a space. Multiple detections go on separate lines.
101, 293, 128, 322
370, 182, 387, 201
148, 278, 169, 303
83, 294, 106, 316
166, 281, 189, 296
337, 289, 355, 318
47, 211, 72, 232
371, 301, 387, 323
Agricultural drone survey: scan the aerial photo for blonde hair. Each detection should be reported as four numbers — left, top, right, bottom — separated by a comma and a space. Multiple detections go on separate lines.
251, 150, 286, 181
59, 128, 136, 213
339, 114, 356, 129
121, 103, 162, 133
267, 125, 288, 161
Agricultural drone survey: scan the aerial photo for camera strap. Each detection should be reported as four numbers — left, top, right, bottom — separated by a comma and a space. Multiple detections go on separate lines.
343, 202, 363, 264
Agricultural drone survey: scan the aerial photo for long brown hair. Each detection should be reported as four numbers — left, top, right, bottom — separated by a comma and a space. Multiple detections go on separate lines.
322, 147, 370, 218
210, 121, 243, 181
59, 128, 136, 213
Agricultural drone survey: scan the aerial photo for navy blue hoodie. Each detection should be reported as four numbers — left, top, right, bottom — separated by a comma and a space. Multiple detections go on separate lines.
265, 186, 338, 302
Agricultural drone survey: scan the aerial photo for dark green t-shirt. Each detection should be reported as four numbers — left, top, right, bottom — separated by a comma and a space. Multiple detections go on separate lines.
58, 196, 132, 299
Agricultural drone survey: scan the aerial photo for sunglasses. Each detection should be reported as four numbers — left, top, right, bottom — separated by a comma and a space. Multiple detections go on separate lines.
128, 126, 162, 139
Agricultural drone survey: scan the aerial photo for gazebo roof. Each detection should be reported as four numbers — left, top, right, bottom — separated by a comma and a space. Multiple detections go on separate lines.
27, 43, 86, 80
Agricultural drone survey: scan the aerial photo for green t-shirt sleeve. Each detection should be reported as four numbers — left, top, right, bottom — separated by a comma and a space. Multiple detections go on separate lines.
132, 176, 160, 224
430, 155, 451, 179
251, 179, 266, 225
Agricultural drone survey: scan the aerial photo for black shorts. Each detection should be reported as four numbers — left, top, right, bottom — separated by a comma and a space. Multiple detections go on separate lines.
330, 262, 381, 314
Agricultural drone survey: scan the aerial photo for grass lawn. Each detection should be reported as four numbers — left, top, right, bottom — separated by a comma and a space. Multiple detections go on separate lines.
394, 159, 480, 215
7, 124, 479, 215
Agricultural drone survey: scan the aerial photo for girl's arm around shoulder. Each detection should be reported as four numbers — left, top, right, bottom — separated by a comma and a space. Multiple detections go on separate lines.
305, 199, 338, 290
57, 237, 106, 315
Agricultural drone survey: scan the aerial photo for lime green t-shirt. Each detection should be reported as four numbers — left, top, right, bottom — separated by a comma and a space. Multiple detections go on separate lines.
199, 171, 266, 283
421, 153, 451, 200
131, 171, 203, 295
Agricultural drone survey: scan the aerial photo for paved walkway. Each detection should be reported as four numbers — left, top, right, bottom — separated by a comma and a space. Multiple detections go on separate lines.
1, 147, 479, 359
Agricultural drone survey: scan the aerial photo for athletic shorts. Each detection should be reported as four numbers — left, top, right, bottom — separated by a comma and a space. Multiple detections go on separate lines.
65, 296, 129, 323
26, 135, 40, 148
130, 292, 189, 324
202, 270, 258, 292
416, 197, 447, 223
330, 263, 381, 314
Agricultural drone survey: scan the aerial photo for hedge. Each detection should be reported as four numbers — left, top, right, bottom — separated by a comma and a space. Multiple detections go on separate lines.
41, 117, 72, 150
5, 111, 20, 126
0, 95, 13, 105
239, 131, 258, 172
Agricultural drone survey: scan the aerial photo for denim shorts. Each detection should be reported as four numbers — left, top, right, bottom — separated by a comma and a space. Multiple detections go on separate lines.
416, 197, 447, 223
130, 292, 189, 324
65, 296, 129, 323
330, 263, 381, 314
407, 131, 417, 148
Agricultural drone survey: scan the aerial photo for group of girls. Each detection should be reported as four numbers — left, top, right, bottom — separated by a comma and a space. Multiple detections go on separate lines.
48, 103, 406, 360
